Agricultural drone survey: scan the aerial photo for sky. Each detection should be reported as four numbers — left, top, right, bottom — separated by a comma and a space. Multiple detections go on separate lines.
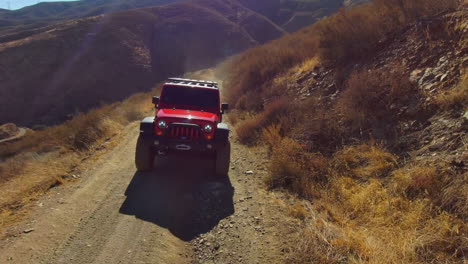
0, 0, 78, 10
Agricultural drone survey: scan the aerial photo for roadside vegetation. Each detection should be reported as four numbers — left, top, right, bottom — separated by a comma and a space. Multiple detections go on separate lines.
0, 89, 156, 231
225, 0, 466, 263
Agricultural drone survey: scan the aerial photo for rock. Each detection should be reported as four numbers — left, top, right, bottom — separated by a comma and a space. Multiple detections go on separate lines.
429, 142, 444, 151
245, 171, 254, 175
419, 68, 436, 86
23, 228, 34, 234
440, 73, 448, 82
410, 69, 424, 82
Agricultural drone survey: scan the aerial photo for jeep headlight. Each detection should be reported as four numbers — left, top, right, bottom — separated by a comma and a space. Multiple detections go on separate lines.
204, 124, 213, 133
157, 120, 168, 129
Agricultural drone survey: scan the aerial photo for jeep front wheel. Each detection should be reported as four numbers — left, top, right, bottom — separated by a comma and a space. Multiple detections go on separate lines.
215, 142, 231, 176
135, 136, 154, 172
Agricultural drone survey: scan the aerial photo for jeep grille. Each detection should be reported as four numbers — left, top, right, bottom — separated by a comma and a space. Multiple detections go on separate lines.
169, 125, 201, 140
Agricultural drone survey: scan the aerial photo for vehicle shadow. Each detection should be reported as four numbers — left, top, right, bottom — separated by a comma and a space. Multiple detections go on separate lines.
119, 156, 234, 241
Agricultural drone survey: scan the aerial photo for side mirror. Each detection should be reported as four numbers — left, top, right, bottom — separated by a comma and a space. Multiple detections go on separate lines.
152, 96, 159, 107
221, 103, 229, 113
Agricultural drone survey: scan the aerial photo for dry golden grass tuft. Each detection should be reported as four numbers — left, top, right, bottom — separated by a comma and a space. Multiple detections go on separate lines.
236, 98, 291, 145
287, 202, 308, 221
434, 72, 468, 110
265, 135, 329, 200
332, 144, 397, 180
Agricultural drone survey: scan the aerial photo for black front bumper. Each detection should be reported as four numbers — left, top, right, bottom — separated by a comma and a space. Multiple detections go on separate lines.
149, 135, 220, 155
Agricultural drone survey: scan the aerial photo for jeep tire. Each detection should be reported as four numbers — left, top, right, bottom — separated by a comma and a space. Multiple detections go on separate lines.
135, 136, 154, 172
215, 141, 231, 176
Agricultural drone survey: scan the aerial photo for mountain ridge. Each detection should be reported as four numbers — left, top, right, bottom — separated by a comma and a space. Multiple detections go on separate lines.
0, 0, 284, 126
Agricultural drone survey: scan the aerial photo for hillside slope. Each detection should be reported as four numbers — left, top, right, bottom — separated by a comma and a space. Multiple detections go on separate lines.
223, 1, 466, 262
0, 0, 367, 36
0, 0, 284, 126
0, 0, 183, 35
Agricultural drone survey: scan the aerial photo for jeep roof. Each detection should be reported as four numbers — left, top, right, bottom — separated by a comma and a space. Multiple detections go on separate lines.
166, 78, 219, 89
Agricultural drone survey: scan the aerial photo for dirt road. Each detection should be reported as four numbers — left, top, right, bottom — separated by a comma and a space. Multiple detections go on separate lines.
0, 123, 297, 264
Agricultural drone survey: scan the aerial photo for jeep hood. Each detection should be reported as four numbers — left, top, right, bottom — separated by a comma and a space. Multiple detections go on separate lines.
157, 109, 218, 123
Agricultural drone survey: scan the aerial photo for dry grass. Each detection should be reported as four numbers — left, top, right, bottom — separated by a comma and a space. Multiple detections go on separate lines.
0, 88, 156, 231
272, 142, 468, 263
434, 72, 468, 110
236, 98, 291, 145
287, 202, 308, 221
221, 26, 319, 111
316, 0, 458, 64
224, 0, 459, 111
331, 144, 397, 180
336, 65, 419, 136
226, 1, 465, 263
266, 136, 329, 200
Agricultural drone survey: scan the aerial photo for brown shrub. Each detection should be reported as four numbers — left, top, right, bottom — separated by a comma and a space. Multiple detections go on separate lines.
287, 202, 308, 221
434, 72, 468, 110
332, 144, 397, 180
222, 27, 319, 111
236, 98, 291, 145
289, 225, 350, 264
393, 166, 441, 197
262, 124, 283, 149
267, 137, 329, 199
293, 101, 345, 155
224, 0, 458, 111
336, 66, 419, 138
440, 171, 468, 220
317, 0, 459, 64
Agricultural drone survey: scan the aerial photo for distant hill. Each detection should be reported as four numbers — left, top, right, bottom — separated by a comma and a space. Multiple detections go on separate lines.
0, 0, 368, 35
0, 0, 183, 35
0, 0, 285, 126
278, 0, 368, 32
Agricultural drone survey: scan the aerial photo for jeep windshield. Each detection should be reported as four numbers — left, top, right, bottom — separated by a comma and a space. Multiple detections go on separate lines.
160, 85, 220, 112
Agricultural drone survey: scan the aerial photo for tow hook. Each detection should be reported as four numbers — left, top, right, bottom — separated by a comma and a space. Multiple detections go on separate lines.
175, 144, 192, 151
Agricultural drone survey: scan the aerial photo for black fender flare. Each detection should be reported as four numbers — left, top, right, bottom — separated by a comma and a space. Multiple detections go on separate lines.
139, 117, 155, 136
215, 123, 230, 146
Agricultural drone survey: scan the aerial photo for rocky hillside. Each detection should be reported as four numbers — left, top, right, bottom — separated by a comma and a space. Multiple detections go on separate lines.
280, 10, 467, 156
0, 0, 285, 126
223, 1, 466, 262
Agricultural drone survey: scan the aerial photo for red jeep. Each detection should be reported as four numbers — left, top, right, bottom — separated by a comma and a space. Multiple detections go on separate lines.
135, 78, 230, 176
